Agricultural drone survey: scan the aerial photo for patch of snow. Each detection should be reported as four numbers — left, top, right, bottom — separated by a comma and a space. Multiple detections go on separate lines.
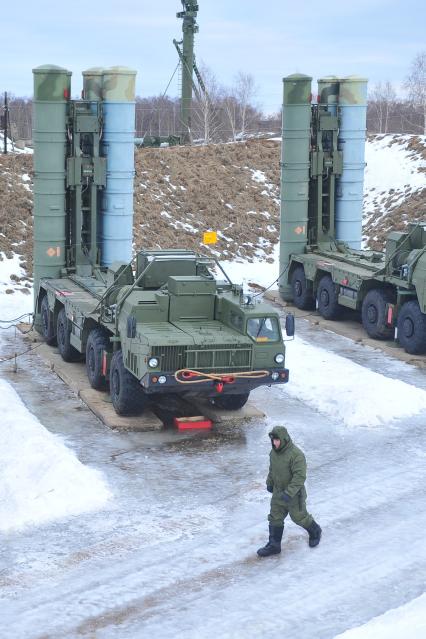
334, 592, 426, 639
363, 135, 426, 226
284, 336, 426, 428
0, 379, 112, 533
0, 253, 33, 322
251, 169, 267, 183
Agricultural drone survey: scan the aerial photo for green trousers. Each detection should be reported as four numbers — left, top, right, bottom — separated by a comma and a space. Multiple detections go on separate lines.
268, 488, 313, 529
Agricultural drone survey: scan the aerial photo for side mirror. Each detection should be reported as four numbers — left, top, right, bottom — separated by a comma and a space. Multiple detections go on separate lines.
285, 313, 295, 337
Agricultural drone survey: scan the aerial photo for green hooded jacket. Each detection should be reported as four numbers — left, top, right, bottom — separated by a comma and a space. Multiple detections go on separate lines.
266, 425, 307, 499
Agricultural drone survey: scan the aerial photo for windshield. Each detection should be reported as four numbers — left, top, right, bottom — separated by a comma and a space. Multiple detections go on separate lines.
246, 317, 280, 342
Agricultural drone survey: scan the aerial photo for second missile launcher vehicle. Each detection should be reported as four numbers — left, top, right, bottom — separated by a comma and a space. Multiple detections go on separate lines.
32, 65, 292, 416
278, 74, 426, 356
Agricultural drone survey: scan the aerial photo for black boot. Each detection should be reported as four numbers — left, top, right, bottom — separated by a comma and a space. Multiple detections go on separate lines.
257, 524, 284, 557
307, 520, 322, 547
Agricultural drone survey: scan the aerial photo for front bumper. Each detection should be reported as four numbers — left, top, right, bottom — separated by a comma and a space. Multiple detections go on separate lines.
140, 368, 289, 396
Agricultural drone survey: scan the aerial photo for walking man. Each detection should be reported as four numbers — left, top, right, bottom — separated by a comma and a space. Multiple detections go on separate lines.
257, 425, 322, 557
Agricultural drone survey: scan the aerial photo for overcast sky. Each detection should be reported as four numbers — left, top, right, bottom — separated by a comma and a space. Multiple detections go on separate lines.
3, 0, 425, 112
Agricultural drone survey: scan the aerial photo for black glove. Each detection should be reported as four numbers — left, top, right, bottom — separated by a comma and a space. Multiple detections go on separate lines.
267, 484, 273, 493
281, 492, 291, 504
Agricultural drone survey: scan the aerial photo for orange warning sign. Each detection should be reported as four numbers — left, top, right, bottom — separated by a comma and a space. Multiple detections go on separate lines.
46, 247, 61, 257
203, 231, 218, 245
294, 226, 305, 235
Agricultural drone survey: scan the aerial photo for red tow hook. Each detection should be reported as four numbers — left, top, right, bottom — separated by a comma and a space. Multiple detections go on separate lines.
215, 382, 224, 393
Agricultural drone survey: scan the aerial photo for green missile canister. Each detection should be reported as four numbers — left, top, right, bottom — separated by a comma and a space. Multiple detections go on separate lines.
32, 64, 71, 327
317, 76, 339, 115
82, 66, 104, 103
279, 74, 312, 301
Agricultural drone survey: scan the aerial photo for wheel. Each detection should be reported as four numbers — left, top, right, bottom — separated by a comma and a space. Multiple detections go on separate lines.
57, 308, 80, 362
210, 393, 250, 411
40, 295, 56, 346
397, 301, 426, 354
86, 327, 111, 390
110, 349, 148, 416
290, 266, 315, 310
317, 275, 341, 320
361, 289, 394, 340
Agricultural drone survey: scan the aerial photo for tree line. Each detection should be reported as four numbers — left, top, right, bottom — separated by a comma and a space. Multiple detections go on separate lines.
2, 51, 425, 146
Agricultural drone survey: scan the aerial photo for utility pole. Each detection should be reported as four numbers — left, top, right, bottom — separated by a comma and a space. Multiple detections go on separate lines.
2, 92, 9, 154
173, 1, 199, 144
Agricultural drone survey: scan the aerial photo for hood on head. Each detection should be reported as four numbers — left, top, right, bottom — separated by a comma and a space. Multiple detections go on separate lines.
268, 425, 291, 450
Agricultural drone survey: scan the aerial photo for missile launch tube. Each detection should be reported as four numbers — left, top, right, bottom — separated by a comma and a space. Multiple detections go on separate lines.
335, 76, 368, 249
82, 67, 104, 105
100, 67, 137, 266
32, 64, 71, 325
317, 76, 339, 115
279, 74, 312, 301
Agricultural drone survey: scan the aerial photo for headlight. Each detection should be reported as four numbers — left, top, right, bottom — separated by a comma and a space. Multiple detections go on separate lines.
148, 357, 159, 368
271, 372, 279, 381
158, 375, 167, 384
274, 353, 285, 364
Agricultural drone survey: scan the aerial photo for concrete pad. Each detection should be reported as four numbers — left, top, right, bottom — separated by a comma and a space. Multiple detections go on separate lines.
265, 290, 426, 369
17, 326, 162, 432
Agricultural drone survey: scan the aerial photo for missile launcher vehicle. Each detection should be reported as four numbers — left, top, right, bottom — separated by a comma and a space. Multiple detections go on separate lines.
32, 65, 291, 416
279, 74, 426, 356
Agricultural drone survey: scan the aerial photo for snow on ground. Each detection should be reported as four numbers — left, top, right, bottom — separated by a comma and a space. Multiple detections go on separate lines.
334, 592, 426, 639
220, 243, 280, 289
363, 134, 426, 229
0, 378, 112, 533
0, 132, 33, 154
0, 252, 33, 321
284, 336, 426, 427
0, 254, 111, 532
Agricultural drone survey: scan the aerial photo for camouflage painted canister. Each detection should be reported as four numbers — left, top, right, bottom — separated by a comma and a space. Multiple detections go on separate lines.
279, 74, 312, 301
317, 76, 339, 115
82, 67, 104, 104
100, 67, 136, 266
336, 76, 368, 249
32, 64, 71, 323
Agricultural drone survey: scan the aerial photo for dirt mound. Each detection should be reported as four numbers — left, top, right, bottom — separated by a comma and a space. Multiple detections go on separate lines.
1, 136, 425, 280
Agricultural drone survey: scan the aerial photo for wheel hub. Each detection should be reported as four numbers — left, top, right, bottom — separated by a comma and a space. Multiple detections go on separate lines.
367, 304, 378, 324
320, 289, 329, 306
402, 316, 415, 338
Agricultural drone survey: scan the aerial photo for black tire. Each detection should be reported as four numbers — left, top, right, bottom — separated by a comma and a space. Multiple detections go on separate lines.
361, 289, 394, 340
110, 349, 148, 416
317, 275, 341, 320
86, 327, 111, 390
57, 308, 80, 362
397, 300, 426, 355
40, 295, 56, 346
290, 266, 315, 310
210, 393, 250, 411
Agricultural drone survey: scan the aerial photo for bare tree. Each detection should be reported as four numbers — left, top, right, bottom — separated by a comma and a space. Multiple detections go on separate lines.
192, 64, 223, 144
369, 81, 396, 133
235, 72, 257, 139
222, 94, 239, 141
405, 51, 426, 135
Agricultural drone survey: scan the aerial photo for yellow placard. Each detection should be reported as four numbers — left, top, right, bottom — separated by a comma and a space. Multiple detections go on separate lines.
202, 231, 218, 245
